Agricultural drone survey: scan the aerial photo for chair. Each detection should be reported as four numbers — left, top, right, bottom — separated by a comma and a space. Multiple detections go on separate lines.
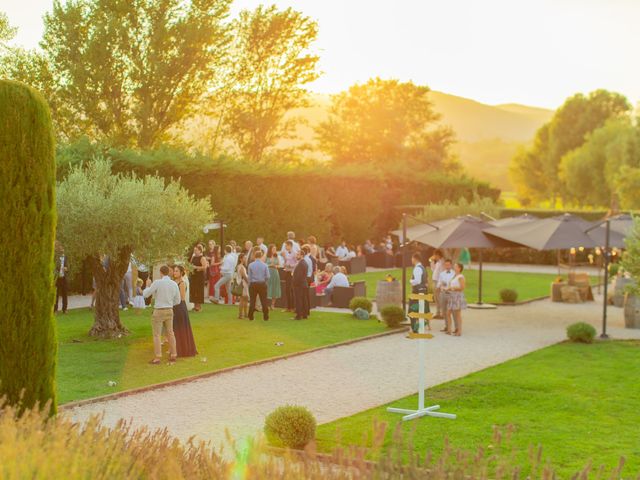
365, 251, 395, 268
339, 256, 367, 274
330, 281, 367, 308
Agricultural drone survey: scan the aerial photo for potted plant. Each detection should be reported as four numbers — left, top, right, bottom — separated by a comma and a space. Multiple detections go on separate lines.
620, 218, 640, 328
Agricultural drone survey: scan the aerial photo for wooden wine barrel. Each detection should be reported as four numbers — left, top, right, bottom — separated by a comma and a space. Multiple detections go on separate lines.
613, 277, 634, 308
376, 280, 402, 309
624, 295, 640, 329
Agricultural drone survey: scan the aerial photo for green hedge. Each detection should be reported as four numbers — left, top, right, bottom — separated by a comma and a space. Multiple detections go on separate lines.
0, 80, 57, 414
57, 141, 499, 243
498, 208, 611, 221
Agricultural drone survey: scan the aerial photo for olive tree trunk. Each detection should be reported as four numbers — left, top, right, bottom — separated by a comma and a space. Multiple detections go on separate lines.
88, 247, 131, 338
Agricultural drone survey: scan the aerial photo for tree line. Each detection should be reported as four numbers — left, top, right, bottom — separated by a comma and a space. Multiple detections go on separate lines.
0, 2, 457, 175
510, 89, 639, 210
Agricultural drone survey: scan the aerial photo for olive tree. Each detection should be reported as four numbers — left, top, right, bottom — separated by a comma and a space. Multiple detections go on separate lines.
57, 158, 212, 338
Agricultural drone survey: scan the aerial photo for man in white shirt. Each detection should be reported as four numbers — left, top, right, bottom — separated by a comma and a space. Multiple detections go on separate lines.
409, 252, 429, 332
143, 265, 181, 364
436, 259, 455, 332
335, 240, 349, 260
281, 231, 300, 255
213, 245, 237, 304
256, 237, 268, 255
325, 266, 350, 299
430, 249, 444, 318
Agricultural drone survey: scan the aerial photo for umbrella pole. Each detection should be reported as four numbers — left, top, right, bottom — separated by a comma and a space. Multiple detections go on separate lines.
478, 250, 483, 305
468, 249, 495, 309
601, 220, 610, 339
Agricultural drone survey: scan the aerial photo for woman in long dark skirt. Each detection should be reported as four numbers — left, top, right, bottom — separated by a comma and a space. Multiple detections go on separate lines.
172, 265, 198, 357
189, 244, 208, 312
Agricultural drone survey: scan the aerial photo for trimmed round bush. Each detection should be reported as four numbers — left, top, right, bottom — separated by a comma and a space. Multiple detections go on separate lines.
566, 322, 596, 343
349, 296, 373, 313
500, 288, 518, 303
353, 307, 370, 320
264, 405, 316, 449
0, 80, 57, 414
380, 305, 404, 328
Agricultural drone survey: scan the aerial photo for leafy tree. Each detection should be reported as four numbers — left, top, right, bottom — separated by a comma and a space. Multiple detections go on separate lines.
0, 11, 16, 49
0, 80, 57, 414
560, 118, 640, 208
511, 89, 630, 205
41, 0, 231, 148
316, 78, 456, 171
217, 5, 319, 162
56, 158, 212, 337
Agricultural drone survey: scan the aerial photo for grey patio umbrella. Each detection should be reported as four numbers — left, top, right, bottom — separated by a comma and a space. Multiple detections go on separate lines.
391, 217, 454, 241
607, 213, 634, 236
586, 222, 626, 248
484, 213, 596, 251
412, 215, 519, 307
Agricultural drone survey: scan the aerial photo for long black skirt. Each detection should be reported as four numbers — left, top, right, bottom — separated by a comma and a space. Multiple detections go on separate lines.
173, 301, 198, 357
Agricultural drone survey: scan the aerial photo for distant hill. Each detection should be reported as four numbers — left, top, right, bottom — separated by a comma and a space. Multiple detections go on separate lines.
286, 91, 553, 190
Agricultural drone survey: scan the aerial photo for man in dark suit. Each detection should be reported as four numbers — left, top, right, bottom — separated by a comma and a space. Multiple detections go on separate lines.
54, 245, 69, 314
292, 250, 309, 320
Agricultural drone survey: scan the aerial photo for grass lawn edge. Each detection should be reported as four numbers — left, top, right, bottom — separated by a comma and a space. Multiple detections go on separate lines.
59, 326, 405, 410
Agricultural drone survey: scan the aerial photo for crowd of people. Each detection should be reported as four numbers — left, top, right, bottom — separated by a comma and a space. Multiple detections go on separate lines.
192, 231, 360, 321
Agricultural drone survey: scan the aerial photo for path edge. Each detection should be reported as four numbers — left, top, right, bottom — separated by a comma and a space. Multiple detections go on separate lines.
59, 326, 404, 411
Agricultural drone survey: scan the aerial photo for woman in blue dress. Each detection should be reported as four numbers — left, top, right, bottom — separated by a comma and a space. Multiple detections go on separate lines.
266, 244, 282, 308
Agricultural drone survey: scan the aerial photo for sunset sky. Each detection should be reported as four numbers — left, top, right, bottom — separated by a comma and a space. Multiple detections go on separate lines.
4, 0, 638, 109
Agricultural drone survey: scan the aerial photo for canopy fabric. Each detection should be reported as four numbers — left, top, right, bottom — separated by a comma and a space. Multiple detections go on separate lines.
607, 213, 634, 236
484, 213, 596, 251
489, 214, 538, 228
412, 215, 517, 249
390, 218, 454, 241
586, 224, 626, 248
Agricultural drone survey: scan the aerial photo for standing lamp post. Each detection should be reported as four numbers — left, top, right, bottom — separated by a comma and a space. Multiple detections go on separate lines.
401, 213, 407, 312
586, 219, 611, 339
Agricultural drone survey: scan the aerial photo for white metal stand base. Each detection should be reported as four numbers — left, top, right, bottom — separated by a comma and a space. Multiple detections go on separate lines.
387, 404, 456, 422
388, 294, 456, 422
467, 302, 497, 309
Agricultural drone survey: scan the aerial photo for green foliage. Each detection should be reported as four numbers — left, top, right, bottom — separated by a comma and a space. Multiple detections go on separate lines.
566, 322, 596, 343
608, 263, 620, 277
316, 78, 458, 172
0, 80, 57, 414
0, 11, 16, 48
40, 0, 231, 148
621, 217, 640, 296
264, 405, 316, 449
56, 141, 497, 243
560, 118, 640, 208
220, 5, 319, 162
414, 194, 501, 223
511, 89, 631, 205
499, 288, 518, 303
349, 296, 373, 313
57, 157, 212, 337
380, 305, 405, 328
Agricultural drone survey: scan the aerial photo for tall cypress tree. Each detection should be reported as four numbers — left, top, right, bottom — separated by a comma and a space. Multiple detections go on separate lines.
0, 80, 57, 414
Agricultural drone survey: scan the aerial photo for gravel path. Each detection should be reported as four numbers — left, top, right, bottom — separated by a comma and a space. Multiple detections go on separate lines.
65, 296, 639, 447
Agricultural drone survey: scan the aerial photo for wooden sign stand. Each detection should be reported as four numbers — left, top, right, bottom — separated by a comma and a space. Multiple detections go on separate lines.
387, 293, 457, 422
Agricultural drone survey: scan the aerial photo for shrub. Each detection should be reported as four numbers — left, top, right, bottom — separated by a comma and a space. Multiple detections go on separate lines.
0, 80, 57, 414
353, 307, 370, 320
566, 322, 597, 343
609, 263, 620, 277
380, 305, 405, 328
500, 288, 518, 303
349, 296, 373, 313
264, 405, 316, 449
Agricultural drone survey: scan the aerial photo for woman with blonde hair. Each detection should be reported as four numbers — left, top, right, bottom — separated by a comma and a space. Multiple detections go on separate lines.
234, 253, 249, 319
446, 262, 467, 336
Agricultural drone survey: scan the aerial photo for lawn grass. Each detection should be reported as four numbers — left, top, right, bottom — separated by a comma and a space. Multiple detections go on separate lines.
350, 268, 594, 303
56, 305, 387, 404
316, 341, 640, 477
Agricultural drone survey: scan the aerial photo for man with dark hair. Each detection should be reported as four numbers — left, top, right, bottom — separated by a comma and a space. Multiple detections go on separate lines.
437, 258, 455, 333
292, 250, 309, 320
143, 265, 180, 364
54, 244, 69, 314
409, 252, 429, 332
248, 250, 270, 321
